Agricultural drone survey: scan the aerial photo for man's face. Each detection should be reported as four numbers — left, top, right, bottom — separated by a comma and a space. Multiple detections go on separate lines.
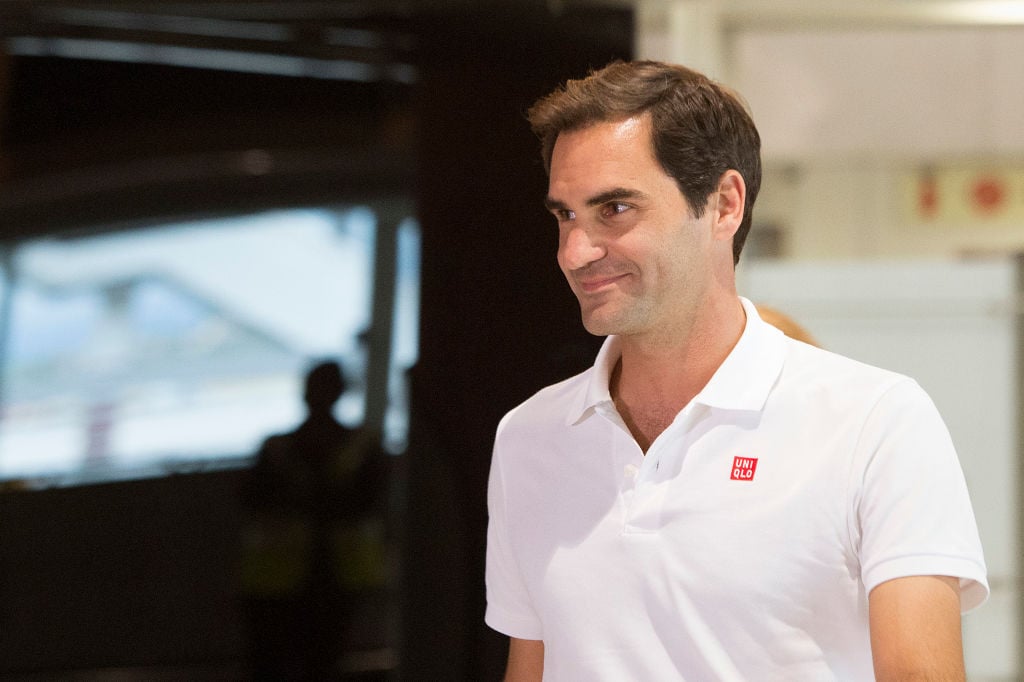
546, 115, 716, 339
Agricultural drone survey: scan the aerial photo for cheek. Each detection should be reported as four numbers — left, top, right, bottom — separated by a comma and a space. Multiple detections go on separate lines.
653, 235, 702, 284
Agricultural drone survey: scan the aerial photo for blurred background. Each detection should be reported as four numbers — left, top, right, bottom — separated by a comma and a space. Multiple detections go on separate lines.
0, 1, 1020, 680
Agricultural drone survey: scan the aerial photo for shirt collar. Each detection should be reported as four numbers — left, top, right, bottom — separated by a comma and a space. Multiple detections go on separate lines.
567, 297, 787, 425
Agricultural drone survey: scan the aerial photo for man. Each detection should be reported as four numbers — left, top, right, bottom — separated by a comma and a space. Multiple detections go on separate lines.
485, 60, 987, 680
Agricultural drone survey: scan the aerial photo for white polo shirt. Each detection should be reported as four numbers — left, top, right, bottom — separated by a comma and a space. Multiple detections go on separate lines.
486, 297, 988, 681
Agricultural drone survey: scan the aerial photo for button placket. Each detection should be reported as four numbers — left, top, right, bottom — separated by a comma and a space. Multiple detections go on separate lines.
646, 404, 707, 481
624, 404, 704, 533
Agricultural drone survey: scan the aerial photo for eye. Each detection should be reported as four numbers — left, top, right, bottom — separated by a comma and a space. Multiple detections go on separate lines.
600, 202, 631, 218
554, 209, 575, 222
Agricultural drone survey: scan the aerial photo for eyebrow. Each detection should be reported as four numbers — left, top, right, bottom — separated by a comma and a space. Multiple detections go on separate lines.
544, 187, 650, 212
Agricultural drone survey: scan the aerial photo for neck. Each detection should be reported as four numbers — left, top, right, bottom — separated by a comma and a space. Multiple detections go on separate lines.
611, 296, 746, 451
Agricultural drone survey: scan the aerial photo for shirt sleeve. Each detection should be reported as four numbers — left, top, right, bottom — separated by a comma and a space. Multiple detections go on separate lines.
485, 413, 545, 639
851, 378, 989, 612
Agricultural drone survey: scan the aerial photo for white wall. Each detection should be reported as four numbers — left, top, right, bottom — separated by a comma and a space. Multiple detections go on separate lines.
732, 27, 1024, 160
755, 161, 1024, 260
731, 26, 1024, 261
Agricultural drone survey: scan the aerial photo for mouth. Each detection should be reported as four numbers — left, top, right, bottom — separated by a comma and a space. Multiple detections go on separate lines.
575, 273, 628, 294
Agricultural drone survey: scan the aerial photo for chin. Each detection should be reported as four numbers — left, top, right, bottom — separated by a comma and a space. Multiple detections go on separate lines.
580, 315, 619, 337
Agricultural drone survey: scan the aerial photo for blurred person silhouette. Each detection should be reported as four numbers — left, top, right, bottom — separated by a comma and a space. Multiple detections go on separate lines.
239, 360, 389, 681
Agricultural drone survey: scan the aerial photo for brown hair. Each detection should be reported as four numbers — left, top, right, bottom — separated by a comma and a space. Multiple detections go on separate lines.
527, 60, 762, 265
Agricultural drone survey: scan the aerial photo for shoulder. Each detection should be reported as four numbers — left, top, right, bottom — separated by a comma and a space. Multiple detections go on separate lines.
778, 336, 920, 402
256, 432, 296, 460
777, 338, 959, 484
767, 337, 951, 446
495, 370, 593, 441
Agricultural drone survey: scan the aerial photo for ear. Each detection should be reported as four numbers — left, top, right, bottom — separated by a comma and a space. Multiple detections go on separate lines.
711, 170, 746, 243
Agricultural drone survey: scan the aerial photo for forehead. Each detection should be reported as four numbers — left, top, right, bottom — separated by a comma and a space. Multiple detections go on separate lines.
551, 115, 652, 165
548, 114, 671, 201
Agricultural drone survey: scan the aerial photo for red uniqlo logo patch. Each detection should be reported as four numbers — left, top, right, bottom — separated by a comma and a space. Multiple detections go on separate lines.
730, 456, 758, 481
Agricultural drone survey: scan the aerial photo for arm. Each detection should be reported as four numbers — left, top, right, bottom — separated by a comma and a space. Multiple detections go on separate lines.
504, 637, 544, 682
869, 575, 964, 681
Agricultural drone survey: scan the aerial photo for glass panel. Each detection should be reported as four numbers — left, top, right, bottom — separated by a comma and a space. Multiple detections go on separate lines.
384, 217, 420, 453
0, 206, 417, 487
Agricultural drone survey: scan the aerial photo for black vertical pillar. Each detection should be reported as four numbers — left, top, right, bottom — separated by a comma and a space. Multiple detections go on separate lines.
403, 8, 631, 681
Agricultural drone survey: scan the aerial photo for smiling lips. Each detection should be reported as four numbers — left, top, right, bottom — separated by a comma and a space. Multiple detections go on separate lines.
574, 272, 629, 294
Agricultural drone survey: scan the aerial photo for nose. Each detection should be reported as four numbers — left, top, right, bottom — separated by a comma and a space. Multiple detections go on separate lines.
559, 224, 605, 271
